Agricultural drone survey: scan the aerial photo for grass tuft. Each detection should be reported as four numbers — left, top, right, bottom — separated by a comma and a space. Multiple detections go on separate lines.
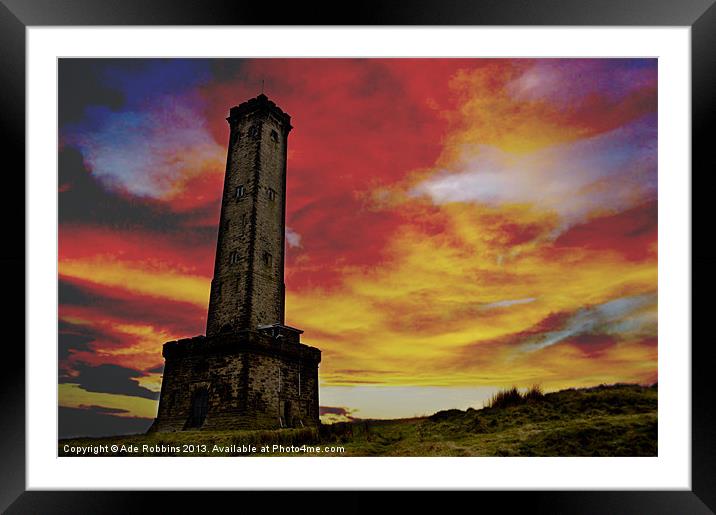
488, 384, 544, 409
488, 386, 524, 409
524, 384, 545, 402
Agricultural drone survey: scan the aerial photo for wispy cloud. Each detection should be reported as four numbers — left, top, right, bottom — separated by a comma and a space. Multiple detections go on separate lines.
63, 93, 224, 199
480, 297, 537, 310
410, 115, 656, 226
517, 293, 656, 353
286, 227, 302, 248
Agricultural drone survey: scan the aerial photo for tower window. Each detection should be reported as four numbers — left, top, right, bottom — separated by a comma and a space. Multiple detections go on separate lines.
229, 251, 239, 264
236, 185, 245, 199
263, 252, 273, 267
248, 125, 260, 139
267, 188, 276, 201
270, 129, 279, 143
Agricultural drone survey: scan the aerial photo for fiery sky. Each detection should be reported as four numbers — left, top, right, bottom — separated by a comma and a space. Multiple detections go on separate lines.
58, 58, 657, 435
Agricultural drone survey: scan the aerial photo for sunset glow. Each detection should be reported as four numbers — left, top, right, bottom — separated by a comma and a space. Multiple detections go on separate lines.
59, 58, 657, 430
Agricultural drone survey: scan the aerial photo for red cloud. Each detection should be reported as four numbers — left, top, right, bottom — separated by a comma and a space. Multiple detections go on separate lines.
59, 224, 215, 277
553, 201, 657, 261
199, 59, 475, 291
566, 333, 619, 358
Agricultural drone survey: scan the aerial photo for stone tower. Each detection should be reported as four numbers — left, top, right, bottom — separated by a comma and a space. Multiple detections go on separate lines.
206, 94, 290, 335
150, 95, 321, 433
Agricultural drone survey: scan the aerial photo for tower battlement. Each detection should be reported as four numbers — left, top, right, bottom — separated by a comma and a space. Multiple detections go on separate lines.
228, 93, 292, 131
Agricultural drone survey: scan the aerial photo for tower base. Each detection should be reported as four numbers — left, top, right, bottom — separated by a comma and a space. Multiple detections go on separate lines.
149, 328, 321, 433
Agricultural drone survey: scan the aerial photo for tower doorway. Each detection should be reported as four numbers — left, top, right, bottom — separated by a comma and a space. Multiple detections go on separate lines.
186, 387, 209, 428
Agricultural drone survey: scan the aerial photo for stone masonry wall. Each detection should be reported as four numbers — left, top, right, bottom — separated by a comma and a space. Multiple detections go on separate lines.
150, 331, 320, 432
206, 96, 291, 335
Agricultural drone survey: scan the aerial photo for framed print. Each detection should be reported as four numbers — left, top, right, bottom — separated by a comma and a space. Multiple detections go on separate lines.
2, 1, 712, 513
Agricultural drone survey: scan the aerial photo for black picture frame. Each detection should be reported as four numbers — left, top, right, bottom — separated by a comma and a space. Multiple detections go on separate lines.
1, 1, 710, 513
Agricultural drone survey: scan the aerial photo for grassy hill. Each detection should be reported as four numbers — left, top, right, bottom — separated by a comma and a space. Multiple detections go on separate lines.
58, 383, 656, 457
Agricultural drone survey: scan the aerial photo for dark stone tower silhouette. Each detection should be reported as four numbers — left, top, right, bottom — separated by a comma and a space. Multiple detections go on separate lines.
150, 95, 321, 433
206, 94, 291, 335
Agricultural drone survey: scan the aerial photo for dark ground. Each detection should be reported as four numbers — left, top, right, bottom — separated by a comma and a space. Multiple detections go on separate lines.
58, 383, 657, 457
